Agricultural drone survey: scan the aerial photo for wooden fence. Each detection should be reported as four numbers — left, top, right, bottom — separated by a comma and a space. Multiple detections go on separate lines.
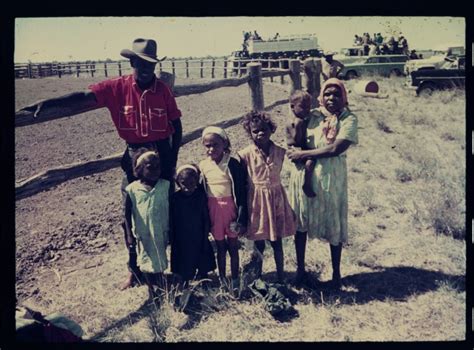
14, 57, 305, 80
15, 59, 322, 199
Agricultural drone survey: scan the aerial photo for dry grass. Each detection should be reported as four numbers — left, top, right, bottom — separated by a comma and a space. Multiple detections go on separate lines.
18, 76, 465, 342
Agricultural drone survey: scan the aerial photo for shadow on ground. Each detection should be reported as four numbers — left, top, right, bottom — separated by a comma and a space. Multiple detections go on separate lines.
302, 266, 465, 305
89, 265, 463, 341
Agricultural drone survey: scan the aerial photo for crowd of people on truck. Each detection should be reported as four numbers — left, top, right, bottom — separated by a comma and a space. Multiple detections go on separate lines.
353, 32, 410, 56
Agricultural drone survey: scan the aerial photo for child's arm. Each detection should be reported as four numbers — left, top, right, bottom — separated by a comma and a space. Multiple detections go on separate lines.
233, 155, 249, 235
286, 117, 307, 149
124, 194, 135, 247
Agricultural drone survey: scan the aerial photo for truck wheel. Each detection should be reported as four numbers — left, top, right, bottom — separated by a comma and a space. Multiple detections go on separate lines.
417, 82, 436, 97
345, 70, 358, 80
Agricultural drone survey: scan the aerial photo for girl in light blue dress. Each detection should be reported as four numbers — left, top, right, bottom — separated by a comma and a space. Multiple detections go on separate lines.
123, 148, 170, 290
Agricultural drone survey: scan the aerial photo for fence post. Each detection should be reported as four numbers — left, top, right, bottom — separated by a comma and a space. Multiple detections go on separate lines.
211, 59, 215, 79
200, 60, 204, 78
76, 64, 80, 78
238, 60, 242, 77
223, 60, 227, 79
185, 60, 189, 78
248, 63, 264, 112
289, 59, 302, 94
118, 61, 122, 76
279, 60, 285, 84
158, 71, 175, 89
58, 64, 62, 78
303, 58, 319, 108
104, 62, 108, 77
27, 63, 32, 79
171, 59, 176, 77
313, 58, 322, 107
268, 59, 273, 82
91, 62, 94, 77
158, 61, 162, 73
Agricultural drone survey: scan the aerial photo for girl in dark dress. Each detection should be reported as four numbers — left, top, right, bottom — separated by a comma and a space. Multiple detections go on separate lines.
170, 164, 216, 285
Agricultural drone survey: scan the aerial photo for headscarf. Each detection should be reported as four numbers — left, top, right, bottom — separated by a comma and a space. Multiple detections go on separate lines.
317, 78, 349, 145
201, 126, 231, 150
136, 151, 158, 167
176, 164, 199, 176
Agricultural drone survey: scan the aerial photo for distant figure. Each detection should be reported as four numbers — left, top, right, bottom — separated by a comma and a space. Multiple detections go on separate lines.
387, 36, 396, 54
376, 33, 384, 45
369, 44, 378, 55
362, 33, 370, 55
409, 50, 419, 59
322, 52, 345, 80
399, 36, 409, 55
354, 34, 362, 46
253, 30, 262, 40
419, 53, 424, 59
273, 32, 280, 40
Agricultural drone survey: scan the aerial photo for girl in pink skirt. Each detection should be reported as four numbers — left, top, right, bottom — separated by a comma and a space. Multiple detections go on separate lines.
238, 111, 296, 283
199, 126, 248, 289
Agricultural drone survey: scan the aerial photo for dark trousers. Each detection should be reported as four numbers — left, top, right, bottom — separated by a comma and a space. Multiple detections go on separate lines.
120, 138, 176, 273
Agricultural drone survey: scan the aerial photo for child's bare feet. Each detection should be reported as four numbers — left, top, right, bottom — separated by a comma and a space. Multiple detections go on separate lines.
119, 271, 135, 290
302, 183, 316, 198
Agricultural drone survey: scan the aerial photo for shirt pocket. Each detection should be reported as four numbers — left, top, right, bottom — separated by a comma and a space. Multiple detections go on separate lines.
119, 105, 138, 130
149, 108, 168, 132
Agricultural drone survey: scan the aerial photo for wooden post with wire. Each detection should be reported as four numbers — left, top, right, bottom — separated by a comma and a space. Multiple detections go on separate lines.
248, 62, 264, 111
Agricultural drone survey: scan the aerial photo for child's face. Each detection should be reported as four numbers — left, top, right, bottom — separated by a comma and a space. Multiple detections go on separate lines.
202, 133, 226, 163
250, 121, 272, 148
141, 156, 161, 182
177, 173, 199, 195
290, 97, 311, 119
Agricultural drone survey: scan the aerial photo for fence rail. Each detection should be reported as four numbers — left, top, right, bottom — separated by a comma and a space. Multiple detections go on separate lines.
15, 57, 308, 80
15, 59, 322, 199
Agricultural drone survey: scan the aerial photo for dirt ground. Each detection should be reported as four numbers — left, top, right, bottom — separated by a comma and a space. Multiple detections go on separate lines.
14, 75, 466, 341
14, 76, 290, 301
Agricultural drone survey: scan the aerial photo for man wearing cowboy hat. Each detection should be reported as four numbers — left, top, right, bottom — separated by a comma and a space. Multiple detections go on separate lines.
26, 38, 182, 289
321, 51, 344, 81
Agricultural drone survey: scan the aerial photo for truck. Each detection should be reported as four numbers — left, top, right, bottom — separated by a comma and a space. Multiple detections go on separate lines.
228, 33, 322, 74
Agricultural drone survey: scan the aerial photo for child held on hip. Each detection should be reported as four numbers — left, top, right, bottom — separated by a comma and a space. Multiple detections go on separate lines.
199, 126, 248, 288
170, 164, 217, 287
123, 148, 170, 292
238, 111, 296, 284
286, 90, 316, 198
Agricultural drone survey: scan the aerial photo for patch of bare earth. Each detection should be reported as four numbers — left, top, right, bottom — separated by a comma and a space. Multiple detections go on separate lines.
15, 75, 465, 341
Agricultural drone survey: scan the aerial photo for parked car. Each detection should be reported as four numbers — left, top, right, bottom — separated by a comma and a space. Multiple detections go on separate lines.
404, 45, 465, 75
405, 56, 465, 96
338, 54, 409, 80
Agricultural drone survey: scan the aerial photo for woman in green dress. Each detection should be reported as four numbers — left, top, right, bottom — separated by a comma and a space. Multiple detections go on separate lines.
287, 78, 358, 288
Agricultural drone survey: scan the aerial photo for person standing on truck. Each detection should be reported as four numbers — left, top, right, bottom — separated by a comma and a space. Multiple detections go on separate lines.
322, 52, 345, 81
18, 38, 183, 290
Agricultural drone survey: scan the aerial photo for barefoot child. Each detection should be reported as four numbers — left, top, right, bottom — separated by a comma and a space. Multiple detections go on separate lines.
285, 90, 316, 198
123, 149, 170, 291
170, 164, 216, 286
199, 126, 248, 289
238, 111, 296, 283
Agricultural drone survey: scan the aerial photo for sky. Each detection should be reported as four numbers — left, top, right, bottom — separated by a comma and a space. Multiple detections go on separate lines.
14, 17, 465, 63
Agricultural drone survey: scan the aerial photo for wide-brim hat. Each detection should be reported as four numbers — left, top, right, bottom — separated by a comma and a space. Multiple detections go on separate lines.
120, 38, 166, 63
